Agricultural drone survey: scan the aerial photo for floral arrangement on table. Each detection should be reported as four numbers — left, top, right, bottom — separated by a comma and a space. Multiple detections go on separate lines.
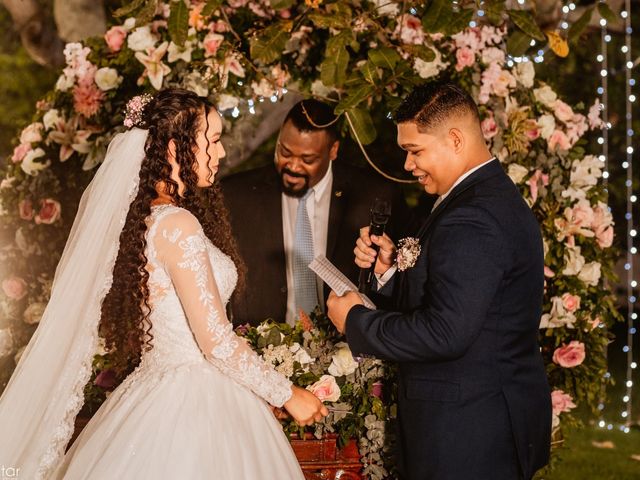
0, 0, 620, 463
235, 310, 396, 479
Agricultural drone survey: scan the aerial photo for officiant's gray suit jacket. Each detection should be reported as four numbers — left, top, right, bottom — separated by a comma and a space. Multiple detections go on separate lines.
346, 159, 552, 480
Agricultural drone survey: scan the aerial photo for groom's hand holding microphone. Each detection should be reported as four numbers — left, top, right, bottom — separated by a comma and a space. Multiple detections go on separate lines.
327, 227, 397, 333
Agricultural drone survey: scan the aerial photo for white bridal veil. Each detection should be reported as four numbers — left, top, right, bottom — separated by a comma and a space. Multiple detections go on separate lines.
0, 128, 148, 479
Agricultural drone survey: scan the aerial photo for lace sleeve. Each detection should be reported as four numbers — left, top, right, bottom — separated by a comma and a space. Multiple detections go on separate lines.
153, 208, 293, 407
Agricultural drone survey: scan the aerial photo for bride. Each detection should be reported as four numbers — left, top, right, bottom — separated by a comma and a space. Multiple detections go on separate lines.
0, 88, 328, 479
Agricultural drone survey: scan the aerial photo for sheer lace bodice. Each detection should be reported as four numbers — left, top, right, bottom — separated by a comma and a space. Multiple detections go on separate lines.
139, 204, 292, 407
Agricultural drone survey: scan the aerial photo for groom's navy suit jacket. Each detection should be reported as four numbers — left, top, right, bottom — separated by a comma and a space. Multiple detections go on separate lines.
346, 160, 551, 480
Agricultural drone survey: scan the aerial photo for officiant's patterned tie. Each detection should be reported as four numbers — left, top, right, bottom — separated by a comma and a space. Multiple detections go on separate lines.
293, 189, 318, 315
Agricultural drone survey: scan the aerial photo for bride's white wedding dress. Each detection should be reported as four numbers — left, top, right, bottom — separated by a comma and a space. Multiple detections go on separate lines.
53, 204, 304, 479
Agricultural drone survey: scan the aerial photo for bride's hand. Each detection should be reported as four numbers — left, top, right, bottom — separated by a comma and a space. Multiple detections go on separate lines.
354, 226, 396, 275
283, 386, 329, 426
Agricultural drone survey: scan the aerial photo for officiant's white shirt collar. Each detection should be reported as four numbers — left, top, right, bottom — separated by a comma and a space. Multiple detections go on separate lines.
431, 157, 497, 212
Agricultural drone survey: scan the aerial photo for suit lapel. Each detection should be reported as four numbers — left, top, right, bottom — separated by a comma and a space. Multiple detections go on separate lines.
395, 160, 503, 309
262, 170, 288, 312
326, 163, 347, 260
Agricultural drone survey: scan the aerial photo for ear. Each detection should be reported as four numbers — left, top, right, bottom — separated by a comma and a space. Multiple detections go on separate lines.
448, 128, 464, 154
329, 140, 340, 162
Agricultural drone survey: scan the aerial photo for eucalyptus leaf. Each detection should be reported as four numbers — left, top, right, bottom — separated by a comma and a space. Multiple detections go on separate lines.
335, 84, 375, 114
568, 7, 594, 43
346, 107, 377, 145
201, 0, 223, 17
368, 48, 401, 70
506, 30, 532, 57
168, 0, 189, 47
250, 23, 292, 64
508, 9, 545, 41
597, 2, 617, 23
113, 0, 146, 18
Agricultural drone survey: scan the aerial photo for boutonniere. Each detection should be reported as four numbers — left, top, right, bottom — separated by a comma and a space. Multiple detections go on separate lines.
396, 237, 422, 271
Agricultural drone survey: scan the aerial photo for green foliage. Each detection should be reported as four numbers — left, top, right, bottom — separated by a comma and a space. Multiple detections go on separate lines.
168, 0, 190, 47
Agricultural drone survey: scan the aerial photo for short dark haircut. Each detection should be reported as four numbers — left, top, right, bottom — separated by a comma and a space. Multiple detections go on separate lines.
283, 99, 338, 143
394, 82, 480, 132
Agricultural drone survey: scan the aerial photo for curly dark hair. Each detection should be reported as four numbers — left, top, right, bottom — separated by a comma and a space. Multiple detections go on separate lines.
99, 88, 245, 376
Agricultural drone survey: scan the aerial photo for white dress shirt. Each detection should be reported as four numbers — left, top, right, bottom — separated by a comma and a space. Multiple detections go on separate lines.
282, 162, 333, 325
377, 157, 497, 288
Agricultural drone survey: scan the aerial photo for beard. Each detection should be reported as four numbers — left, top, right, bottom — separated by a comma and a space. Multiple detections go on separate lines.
279, 168, 310, 198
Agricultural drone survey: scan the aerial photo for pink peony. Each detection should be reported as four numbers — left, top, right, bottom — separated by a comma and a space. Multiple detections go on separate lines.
34, 198, 62, 225
18, 199, 34, 220
551, 389, 576, 416
548, 130, 571, 151
104, 26, 127, 52
553, 341, 586, 368
73, 75, 104, 117
455, 47, 475, 71
2, 276, 27, 300
11, 143, 31, 163
481, 115, 498, 139
308, 375, 341, 402
561, 293, 580, 313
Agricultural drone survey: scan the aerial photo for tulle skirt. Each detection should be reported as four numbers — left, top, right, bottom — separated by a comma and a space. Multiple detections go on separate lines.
53, 361, 304, 479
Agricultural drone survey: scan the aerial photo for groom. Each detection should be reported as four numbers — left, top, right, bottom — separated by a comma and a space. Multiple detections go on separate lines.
327, 82, 551, 479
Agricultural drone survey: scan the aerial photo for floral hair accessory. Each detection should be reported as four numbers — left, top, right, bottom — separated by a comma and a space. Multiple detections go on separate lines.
123, 93, 153, 128
396, 237, 421, 271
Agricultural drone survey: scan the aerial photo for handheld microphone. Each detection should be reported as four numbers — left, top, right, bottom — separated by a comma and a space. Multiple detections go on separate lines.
358, 198, 391, 295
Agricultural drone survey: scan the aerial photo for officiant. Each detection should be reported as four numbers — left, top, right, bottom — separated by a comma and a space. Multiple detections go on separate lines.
221, 99, 408, 326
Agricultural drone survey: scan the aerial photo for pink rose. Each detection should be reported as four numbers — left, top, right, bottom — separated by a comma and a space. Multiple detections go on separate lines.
481, 115, 498, 140
561, 293, 580, 313
18, 199, 34, 220
11, 143, 31, 163
553, 99, 575, 123
571, 201, 595, 228
455, 47, 475, 71
203, 32, 224, 57
34, 198, 61, 225
308, 374, 341, 402
596, 225, 613, 248
2, 276, 27, 300
551, 389, 576, 416
553, 341, 586, 368
548, 130, 570, 151
104, 26, 127, 52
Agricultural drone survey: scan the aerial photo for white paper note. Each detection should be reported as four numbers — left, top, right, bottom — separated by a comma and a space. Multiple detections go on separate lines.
308, 255, 376, 309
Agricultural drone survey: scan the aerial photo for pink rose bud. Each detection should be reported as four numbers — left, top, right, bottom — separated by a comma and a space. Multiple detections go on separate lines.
104, 26, 127, 52
552, 341, 586, 368
371, 381, 383, 399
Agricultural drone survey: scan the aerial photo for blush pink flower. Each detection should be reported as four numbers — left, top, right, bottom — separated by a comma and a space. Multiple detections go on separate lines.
548, 130, 570, 151
481, 115, 498, 139
528, 169, 549, 203
308, 375, 341, 402
455, 47, 475, 71
395, 14, 424, 45
11, 143, 31, 163
18, 199, 34, 220
203, 32, 224, 57
104, 26, 127, 52
551, 389, 576, 416
2, 276, 27, 300
561, 293, 580, 313
73, 73, 105, 117
34, 198, 62, 225
588, 99, 604, 129
553, 99, 575, 123
544, 266, 555, 278
595, 225, 613, 248
553, 341, 586, 368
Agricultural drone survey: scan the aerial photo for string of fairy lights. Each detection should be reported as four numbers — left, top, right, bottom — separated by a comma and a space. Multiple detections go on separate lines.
596, 0, 637, 433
